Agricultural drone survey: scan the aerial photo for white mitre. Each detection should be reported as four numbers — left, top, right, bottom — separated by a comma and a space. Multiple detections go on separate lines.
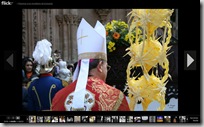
71, 18, 106, 110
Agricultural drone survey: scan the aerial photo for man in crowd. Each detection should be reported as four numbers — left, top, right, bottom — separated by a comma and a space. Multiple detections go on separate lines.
27, 39, 68, 111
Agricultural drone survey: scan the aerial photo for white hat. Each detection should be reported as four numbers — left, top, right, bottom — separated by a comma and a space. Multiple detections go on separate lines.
71, 18, 106, 110
32, 39, 54, 74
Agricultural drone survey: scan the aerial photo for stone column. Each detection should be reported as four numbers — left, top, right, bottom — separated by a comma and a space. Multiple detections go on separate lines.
62, 14, 69, 62
33, 9, 38, 46
71, 14, 80, 63
56, 14, 64, 58
51, 9, 60, 52
26, 9, 37, 57
95, 9, 111, 24
65, 9, 80, 63
48, 9, 53, 43
38, 10, 47, 43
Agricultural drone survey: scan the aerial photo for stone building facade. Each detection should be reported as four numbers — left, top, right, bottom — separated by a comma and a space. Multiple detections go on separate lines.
22, 9, 132, 64
22, 9, 178, 65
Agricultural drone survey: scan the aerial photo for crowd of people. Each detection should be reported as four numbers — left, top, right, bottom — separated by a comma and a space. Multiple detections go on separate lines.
22, 18, 130, 111
22, 47, 75, 111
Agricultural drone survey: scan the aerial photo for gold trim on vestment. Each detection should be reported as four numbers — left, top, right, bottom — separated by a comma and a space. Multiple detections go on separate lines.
78, 52, 107, 61
113, 91, 124, 111
90, 77, 121, 111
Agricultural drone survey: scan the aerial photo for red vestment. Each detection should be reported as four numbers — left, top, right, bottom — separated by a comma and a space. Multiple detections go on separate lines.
51, 77, 130, 111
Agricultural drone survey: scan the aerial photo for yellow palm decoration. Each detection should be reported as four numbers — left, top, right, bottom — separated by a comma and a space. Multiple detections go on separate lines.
126, 9, 174, 111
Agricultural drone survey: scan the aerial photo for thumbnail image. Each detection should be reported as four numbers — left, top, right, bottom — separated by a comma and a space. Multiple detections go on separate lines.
81, 116, 89, 123
51, 116, 58, 123
134, 116, 142, 123
36, 116, 43, 123
119, 116, 126, 123
179, 116, 188, 123
104, 116, 111, 123
126, 116, 133, 123
149, 116, 156, 123
59, 116, 66, 123
11, 116, 15, 120
156, 116, 163, 123
74, 116, 81, 123
164, 116, 171, 123
29, 116, 36, 123
89, 116, 96, 123
96, 116, 103, 123
16, 116, 20, 120
111, 116, 119, 123
44, 116, 51, 123
6, 116, 10, 120
172, 116, 178, 123
66, 116, 74, 123
142, 116, 149, 123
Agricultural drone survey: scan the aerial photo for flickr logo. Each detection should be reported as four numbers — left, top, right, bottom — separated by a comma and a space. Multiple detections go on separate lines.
1, 1, 13, 5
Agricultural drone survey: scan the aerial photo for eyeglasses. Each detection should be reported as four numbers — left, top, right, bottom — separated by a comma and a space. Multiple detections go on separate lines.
107, 65, 111, 71
100, 60, 111, 71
